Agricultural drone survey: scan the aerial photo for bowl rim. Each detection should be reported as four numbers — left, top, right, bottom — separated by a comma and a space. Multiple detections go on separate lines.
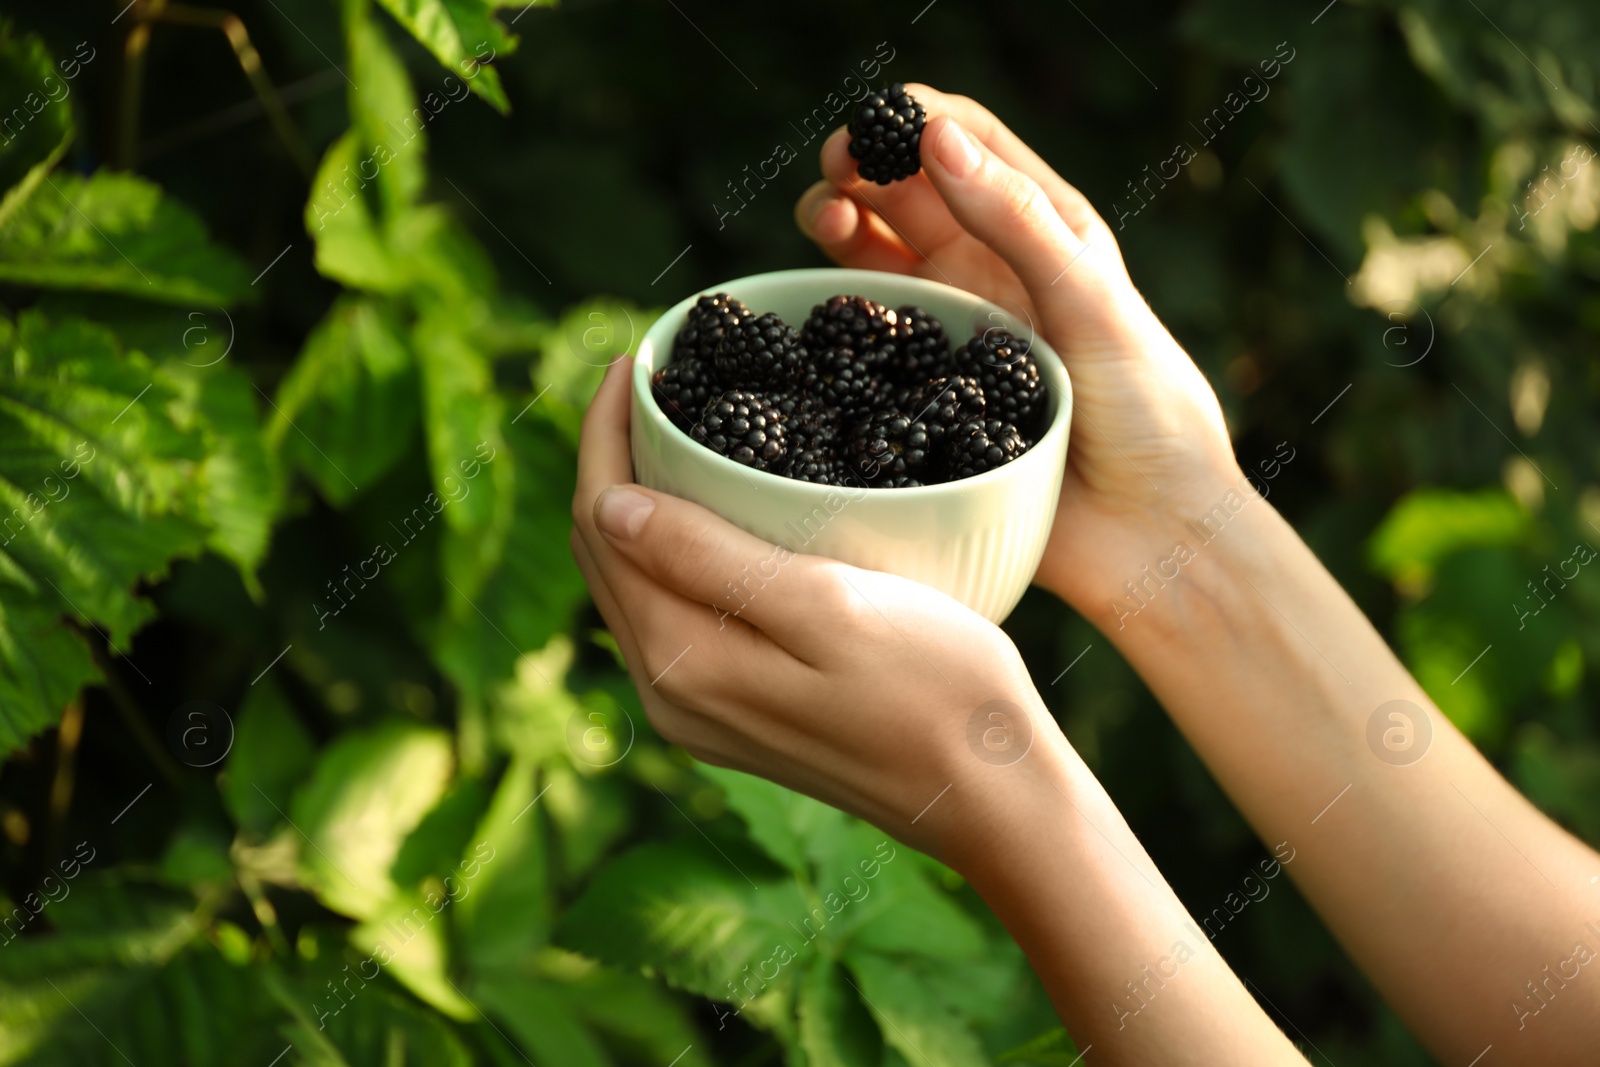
632, 267, 1072, 498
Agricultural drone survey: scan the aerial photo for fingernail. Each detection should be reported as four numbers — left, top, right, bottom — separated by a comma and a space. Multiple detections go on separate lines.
935, 118, 982, 179
595, 486, 655, 541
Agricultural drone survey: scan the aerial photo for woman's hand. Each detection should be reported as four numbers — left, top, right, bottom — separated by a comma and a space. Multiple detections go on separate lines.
570, 355, 1057, 864
796, 84, 1241, 614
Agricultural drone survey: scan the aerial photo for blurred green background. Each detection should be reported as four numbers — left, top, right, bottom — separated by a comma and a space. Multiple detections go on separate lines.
1, 0, 1597, 1064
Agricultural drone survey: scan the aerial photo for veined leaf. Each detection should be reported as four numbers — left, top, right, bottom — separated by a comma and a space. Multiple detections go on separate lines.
0, 312, 219, 752
289, 721, 456, 920
454, 756, 550, 969
843, 950, 991, 1067
555, 840, 809, 1001
0, 26, 75, 232
345, 0, 428, 213
221, 680, 317, 836
351, 892, 475, 1020
269, 295, 420, 505
268, 969, 475, 1067
995, 1027, 1083, 1066
369, 0, 527, 114
468, 973, 611, 1067
434, 413, 584, 700
699, 765, 847, 877
0, 171, 251, 304
798, 956, 882, 1067
306, 131, 408, 293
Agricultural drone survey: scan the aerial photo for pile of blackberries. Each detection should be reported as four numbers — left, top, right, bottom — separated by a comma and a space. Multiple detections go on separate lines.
653, 292, 1048, 488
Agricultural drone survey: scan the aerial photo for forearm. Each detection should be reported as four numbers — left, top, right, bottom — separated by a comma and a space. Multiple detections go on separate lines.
1099, 484, 1600, 1061
950, 730, 1309, 1067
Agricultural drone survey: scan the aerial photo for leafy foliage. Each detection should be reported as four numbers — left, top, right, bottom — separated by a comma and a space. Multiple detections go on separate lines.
1, 1, 1598, 1065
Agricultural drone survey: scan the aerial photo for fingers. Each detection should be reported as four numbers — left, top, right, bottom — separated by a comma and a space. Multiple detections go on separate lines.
590, 482, 846, 659
795, 180, 925, 275
919, 114, 1122, 337
575, 354, 636, 508
819, 127, 970, 255
902, 84, 1122, 251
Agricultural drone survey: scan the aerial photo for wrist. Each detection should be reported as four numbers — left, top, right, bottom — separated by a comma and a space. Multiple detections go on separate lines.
1111, 480, 1296, 647
933, 713, 1087, 884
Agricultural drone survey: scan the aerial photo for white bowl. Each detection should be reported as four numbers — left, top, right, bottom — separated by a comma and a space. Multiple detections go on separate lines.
630, 268, 1072, 623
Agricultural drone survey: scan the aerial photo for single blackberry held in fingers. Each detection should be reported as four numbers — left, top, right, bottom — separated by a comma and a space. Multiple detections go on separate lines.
658, 290, 1049, 486
692, 390, 788, 471
848, 83, 927, 185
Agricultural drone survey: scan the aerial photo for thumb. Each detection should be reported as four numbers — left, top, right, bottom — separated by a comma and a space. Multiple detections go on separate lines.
919, 114, 1125, 344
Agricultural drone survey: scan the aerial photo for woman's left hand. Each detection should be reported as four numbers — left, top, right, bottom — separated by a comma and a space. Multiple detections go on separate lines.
569, 355, 1060, 863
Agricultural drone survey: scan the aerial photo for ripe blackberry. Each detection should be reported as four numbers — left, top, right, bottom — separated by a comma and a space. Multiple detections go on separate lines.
799, 345, 880, 422
652, 359, 717, 433
691, 390, 787, 471
957, 329, 1047, 435
712, 312, 804, 388
944, 419, 1026, 480
846, 410, 934, 484
901, 375, 985, 436
785, 440, 844, 484
887, 305, 954, 383
673, 292, 754, 363
847, 84, 926, 185
802, 295, 898, 367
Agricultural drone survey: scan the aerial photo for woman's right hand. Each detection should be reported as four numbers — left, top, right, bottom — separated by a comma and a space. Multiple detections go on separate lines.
796, 85, 1244, 620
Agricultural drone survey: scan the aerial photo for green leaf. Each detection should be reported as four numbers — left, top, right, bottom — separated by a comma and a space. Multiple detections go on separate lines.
699, 765, 848, 877
289, 721, 456, 920
821, 832, 985, 961
0, 171, 252, 304
369, 0, 523, 113
0, 312, 218, 753
345, 0, 428, 213
0, 26, 75, 233
434, 414, 585, 699
389, 775, 491, 888
995, 1027, 1083, 1066
269, 295, 420, 505
469, 974, 612, 1067
842, 950, 991, 1067
270, 969, 475, 1067
532, 299, 654, 447
542, 762, 633, 884
454, 756, 551, 969
798, 956, 882, 1067
556, 840, 809, 1000
413, 301, 510, 545
221, 680, 316, 836
562, 961, 715, 1067
306, 131, 408, 293
169, 361, 282, 576
351, 892, 476, 1020
1368, 488, 1533, 585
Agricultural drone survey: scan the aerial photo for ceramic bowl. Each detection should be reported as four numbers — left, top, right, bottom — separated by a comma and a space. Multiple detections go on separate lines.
630, 268, 1071, 623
